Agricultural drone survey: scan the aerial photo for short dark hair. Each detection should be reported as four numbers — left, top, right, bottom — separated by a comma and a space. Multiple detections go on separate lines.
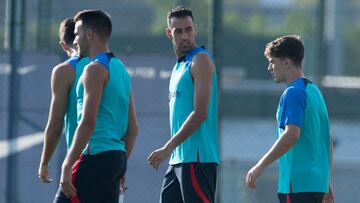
264, 35, 304, 66
167, 6, 193, 26
74, 9, 112, 41
59, 17, 75, 46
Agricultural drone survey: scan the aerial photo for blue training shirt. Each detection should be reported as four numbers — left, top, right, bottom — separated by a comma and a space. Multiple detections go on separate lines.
276, 77, 330, 193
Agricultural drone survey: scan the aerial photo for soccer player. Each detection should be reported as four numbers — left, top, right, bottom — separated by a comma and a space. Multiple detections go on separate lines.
147, 6, 219, 203
245, 35, 335, 203
56, 10, 138, 203
38, 17, 90, 183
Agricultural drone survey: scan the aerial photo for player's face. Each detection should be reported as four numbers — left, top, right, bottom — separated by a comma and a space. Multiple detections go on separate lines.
167, 16, 196, 56
73, 21, 90, 57
267, 56, 286, 83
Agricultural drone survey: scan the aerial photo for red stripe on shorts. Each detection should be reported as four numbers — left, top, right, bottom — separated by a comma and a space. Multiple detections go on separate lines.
190, 163, 210, 203
286, 194, 291, 203
70, 154, 83, 203
286, 181, 293, 203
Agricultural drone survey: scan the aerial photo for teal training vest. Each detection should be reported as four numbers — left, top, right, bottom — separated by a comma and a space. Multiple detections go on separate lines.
64, 56, 90, 150
76, 52, 131, 155
169, 47, 219, 165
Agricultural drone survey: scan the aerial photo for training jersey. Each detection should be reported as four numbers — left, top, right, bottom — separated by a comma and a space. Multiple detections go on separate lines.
63, 55, 90, 150
276, 77, 330, 193
76, 52, 131, 155
168, 46, 219, 165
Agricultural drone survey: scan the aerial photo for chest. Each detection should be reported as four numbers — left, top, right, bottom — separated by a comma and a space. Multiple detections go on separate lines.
169, 61, 192, 91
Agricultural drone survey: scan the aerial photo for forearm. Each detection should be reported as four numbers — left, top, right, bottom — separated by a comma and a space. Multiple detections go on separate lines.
40, 121, 63, 164
164, 111, 205, 152
63, 122, 94, 168
123, 94, 138, 159
258, 130, 298, 169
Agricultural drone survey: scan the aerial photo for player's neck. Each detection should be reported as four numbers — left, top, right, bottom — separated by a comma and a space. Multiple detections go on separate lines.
89, 44, 110, 59
285, 69, 304, 85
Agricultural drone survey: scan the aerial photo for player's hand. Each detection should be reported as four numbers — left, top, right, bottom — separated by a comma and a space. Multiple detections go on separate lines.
322, 182, 335, 203
60, 164, 77, 198
147, 146, 172, 170
120, 174, 128, 193
38, 163, 53, 183
245, 164, 265, 189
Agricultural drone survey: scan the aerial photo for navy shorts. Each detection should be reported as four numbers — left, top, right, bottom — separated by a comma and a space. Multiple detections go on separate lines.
278, 192, 325, 203
54, 150, 126, 203
160, 162, 218, 203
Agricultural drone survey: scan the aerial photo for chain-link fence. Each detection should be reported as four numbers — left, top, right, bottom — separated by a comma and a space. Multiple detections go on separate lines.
0, 0, 359, 202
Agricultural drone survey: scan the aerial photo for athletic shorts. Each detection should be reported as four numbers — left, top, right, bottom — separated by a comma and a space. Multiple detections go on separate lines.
160, 162, 218, 203
278, 192, 325, 203
54, 150, 126, 203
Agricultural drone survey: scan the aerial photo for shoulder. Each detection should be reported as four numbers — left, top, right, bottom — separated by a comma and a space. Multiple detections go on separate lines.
192, 52, 212, 64
283, 86, 305, 98
281, 86, 306, 108
82, 62, 109, 81
191, 52, 214, 72
51, 62, 75, 80
85, 61, 108, 72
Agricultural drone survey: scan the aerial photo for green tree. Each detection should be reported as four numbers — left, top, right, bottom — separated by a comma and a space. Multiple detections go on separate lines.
344, 23, 360, 75
0, 28, 4, 51
277, 11, 314, 37
148, 0, 176, 35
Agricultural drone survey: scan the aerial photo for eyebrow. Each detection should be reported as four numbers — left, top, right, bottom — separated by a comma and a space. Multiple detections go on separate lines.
174, 25, 192, 31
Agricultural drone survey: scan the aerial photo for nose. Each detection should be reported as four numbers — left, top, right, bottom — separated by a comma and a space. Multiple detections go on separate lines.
181, 32, 188, 40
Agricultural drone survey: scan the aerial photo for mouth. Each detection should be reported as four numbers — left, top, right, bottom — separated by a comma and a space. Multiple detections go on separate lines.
180, 40, 191, 47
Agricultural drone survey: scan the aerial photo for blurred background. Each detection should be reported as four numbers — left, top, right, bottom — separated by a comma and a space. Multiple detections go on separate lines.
0, 0, 359, 202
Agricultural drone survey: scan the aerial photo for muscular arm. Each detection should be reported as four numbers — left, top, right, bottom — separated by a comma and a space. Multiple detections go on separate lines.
164, 53, 214, 152
122, 93, 138, 159
39, 63, 74, 182
148, 53, 214, 169
62, 63, 108, 168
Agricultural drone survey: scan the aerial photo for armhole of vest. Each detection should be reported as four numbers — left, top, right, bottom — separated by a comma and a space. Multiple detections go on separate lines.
68, 57, 80, 71
105, 53, 115, 73
94, 55, 111, 72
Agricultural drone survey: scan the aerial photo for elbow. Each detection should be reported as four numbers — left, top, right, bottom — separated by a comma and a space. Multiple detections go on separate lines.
44, 119, 64, 138
194, 110, 208, 122
80, 118, 96, 131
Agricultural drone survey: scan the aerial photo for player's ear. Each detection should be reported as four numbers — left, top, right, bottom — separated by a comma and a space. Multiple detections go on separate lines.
59, 41, 68, 52
165, 27, 172, 40
86, 28, 93, 40
284, 58, 290, 69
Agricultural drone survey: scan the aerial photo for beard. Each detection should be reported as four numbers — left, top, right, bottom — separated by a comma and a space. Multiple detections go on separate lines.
176, 41, 194, 54
77, 44, 89, 58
